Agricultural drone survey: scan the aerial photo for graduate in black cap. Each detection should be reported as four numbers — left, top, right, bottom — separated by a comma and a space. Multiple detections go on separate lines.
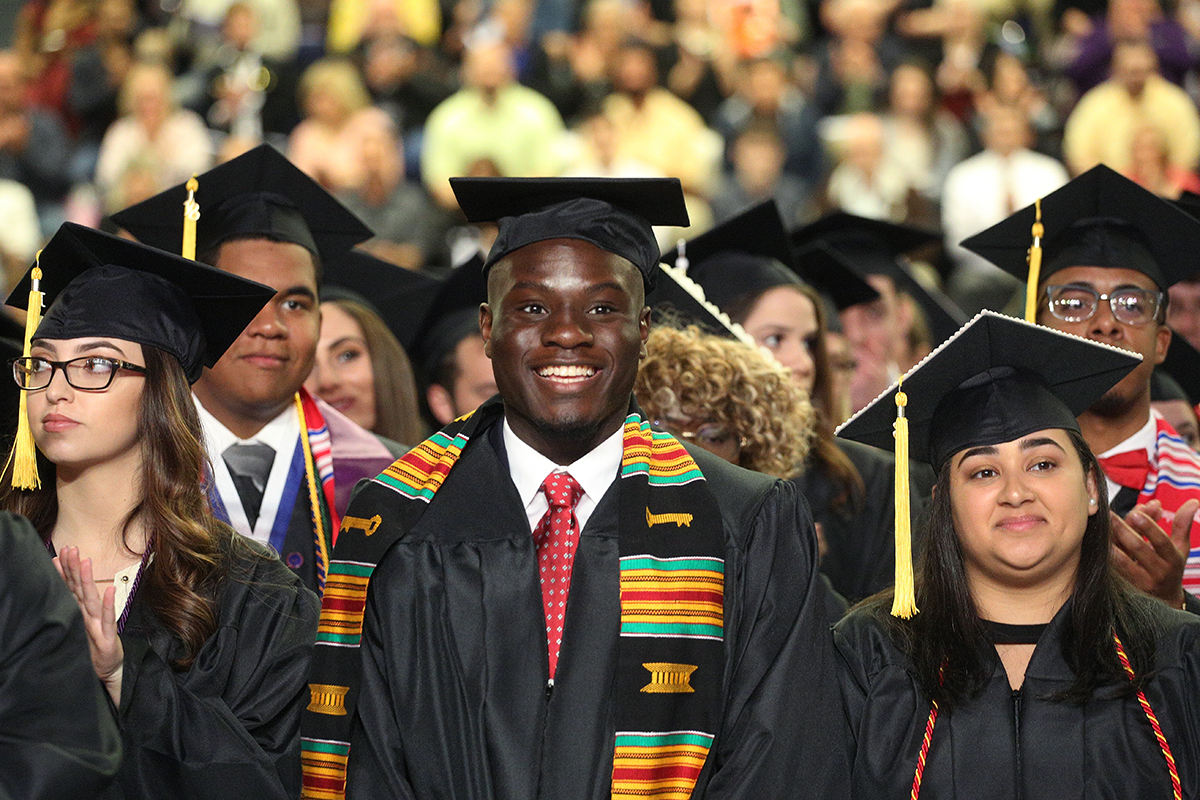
834, 310, 1200, 799
307, 249, 428, 446
962, 164, 1200, 614
300, 178, 848, 800
109, 144, 404, 595
662, 200, 905, 603
393, 250, 496, 429
792, 212, 967, 415
0, 223, 319, 799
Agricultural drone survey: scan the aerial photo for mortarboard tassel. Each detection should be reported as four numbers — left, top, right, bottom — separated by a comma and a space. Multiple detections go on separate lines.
891, 379, 916, 618
182, 175, 200, 261
1024, 198, 1043, 323
11, 254, 44, 489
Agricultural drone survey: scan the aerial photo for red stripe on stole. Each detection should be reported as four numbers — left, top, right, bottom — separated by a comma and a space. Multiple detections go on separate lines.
620, 590, 723, 603
320, 597, 366, 612
612, 764, 705, 781
301, 775, 346, 790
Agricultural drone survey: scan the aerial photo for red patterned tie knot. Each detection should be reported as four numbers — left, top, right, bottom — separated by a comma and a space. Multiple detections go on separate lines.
534, 471, 584, 679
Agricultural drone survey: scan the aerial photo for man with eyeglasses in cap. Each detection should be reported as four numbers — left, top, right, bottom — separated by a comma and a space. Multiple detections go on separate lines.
962, 164, 1200, 613
300, 177, 847, 800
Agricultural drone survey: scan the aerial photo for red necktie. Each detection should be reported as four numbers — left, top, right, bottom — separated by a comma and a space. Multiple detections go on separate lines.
1098, 450, 1152, 491
533, 472, 584, 680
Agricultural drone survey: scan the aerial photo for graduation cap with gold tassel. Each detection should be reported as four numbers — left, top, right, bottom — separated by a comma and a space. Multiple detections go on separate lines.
3, 223, 276, 489
836, 310, 1141, 617
961, 165, 1200, 312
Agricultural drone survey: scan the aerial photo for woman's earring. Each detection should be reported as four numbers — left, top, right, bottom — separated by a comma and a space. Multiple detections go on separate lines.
1089, 498, 1097, 506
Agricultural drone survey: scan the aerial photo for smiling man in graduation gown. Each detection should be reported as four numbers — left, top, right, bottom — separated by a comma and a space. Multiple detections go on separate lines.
110, 145, 405, 595
300, 177, 848, 800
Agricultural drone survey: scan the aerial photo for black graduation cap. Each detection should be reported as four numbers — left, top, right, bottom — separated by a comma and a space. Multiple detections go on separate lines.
450, 177, 689, 288
1174, 190, 1200, 222
401, 252, 489, 380
647, 262, 759, 345
791, 212, 966, 344
1158, 334, 1200, 406
320, 249, 441, 350
793, 242, 880, 311
6, 223, 276, 383
836, 310, 1141, 469
108, 144, 373, 265
658, 200, 797, 312
960, 164, 1200, 292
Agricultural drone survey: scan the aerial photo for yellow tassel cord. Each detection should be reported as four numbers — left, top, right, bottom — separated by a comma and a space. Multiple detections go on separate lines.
891, 381, 916, 618
11, 260, 44, 489
1024, 198, 1044, 323
182, 175, 200, 261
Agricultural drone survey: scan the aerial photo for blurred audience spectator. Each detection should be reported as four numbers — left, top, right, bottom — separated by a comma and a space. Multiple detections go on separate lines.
1059, 0, 1190, 92
942, 104, 1068, 313
1063, 39, 1200, 175
602, 41, 722, 199
288, 57, 392, 192
421, 39, 566, 208
94, 59, 213, 210
335, 114, 453, 271
972, 50, 1060, 157
897, 0, 992, 123
661, 0, 739, 121
0, 49, 72, 235
814, 0, 904, 115
66, 0, 135, 182
13, 0, 98, 130
0, 178, 41, 291
711, 121, 811, 224
528, 0, 631, 122
175, 0, 301, 62
1168, 277, 1200, 352
825, 112, 916, 222
183, 2, 299, 141
326, 0, 441, 53
362, 32, 457, 139
714, 54, 825, 191
562, 107, 664, 177
1126, 122, 1200, 198
880, 60, 967, 202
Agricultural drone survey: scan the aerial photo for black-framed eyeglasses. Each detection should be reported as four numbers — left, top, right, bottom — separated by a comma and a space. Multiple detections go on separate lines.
11, 356, 147, 391
1045, 284, 1163, 326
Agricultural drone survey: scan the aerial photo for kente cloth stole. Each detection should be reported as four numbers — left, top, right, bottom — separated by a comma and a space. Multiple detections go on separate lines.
300, 398, 725, 800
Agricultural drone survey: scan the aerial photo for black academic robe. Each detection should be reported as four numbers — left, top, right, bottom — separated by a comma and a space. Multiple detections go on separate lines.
108, 538, 319, 799
0, 513, 121, 800
834, 596, 1200, 798
346, 422, 849, 799
794, 439, 926, 603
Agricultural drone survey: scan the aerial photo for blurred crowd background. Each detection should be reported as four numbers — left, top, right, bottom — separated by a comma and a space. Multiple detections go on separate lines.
1, 0, 1197, 314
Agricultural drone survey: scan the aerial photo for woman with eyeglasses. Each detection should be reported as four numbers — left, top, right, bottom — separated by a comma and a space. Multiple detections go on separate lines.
835, 312, 1200, 799
634, 324, 814, 478
0, 223, 320, 799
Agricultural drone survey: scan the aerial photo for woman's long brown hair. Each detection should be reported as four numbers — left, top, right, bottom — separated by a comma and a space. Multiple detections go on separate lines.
1, 346, 228, 669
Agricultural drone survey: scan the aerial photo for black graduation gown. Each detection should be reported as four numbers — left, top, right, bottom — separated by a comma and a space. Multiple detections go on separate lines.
109, 538, 320, 799
0, 513, 122, 800
834, 596, 1200, 799
346, 424, 849, 799
793, 439, 925, 603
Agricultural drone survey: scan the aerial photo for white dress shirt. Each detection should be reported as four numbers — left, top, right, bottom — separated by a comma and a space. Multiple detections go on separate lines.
195, 396, 300, 543
503, 419, 623, 534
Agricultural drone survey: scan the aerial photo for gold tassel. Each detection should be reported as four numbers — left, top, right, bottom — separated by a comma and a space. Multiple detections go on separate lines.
1025, 198, 1044, 323
182, 175, 200, 260
891, 380, 916, 618
11, 257, 44, 489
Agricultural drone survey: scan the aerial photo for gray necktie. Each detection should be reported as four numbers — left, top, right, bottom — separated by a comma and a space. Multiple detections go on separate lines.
222, 442, 275, 528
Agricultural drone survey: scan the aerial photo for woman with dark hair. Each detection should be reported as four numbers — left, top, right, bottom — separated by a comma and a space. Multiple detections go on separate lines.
835, 311, 1200, 798
0, 223, 320, 799
679, 201, 903, 602
306, 294, 424, 445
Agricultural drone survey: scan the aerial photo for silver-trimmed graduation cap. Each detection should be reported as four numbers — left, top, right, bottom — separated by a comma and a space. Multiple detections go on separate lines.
109, 144, 373, 265
450, 177, 689, 288
837, 310, 1142, 469
6, 223, 276, 383
961, 164, 1200, 293
320, 249, 441, 350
